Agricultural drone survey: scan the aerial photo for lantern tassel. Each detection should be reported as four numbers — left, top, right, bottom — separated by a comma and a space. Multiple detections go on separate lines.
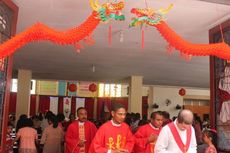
141, 29, 144, 49
108, 25, 112, 46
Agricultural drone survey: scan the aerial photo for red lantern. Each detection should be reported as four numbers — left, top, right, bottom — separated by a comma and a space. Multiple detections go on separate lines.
89, 83, 97, 92
179, 88, 186, 96
68, 83, 77, 92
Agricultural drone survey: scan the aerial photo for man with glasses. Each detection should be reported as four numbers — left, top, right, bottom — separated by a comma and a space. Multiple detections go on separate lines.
89, 103, 134, 153
155, 109, 197, 153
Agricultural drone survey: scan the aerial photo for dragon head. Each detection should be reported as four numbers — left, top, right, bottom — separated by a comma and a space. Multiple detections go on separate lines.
90, 0, 125, 22
129, 4, 173, 27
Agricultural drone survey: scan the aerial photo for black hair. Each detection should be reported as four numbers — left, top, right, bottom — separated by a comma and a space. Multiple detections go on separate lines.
57, 113, 65, 122
50, 114, 58, 128
111, 103, 125, 112
162, 111, 170, 119
23, 118, 33, 127
150, 111, 163, 119
203, 129, 217, 148
77, 107, 86, 115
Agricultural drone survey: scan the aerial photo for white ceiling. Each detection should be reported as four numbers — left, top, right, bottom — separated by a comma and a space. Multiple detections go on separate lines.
11, 0, 230, 88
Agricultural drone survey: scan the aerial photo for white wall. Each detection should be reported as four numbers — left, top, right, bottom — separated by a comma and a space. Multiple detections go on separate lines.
150, 86, 210, 118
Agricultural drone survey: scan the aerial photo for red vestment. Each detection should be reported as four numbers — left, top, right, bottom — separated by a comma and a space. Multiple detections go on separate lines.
65, 120, 97, 153
134, 123, 161, 153
88, 120, 135, 153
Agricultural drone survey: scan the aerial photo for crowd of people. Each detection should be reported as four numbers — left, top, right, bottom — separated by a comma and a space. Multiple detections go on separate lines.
6, 103, 217, 153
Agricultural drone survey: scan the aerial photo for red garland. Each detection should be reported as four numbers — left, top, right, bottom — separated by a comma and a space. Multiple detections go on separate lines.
0, 11, 100, 58
154, 21, 230, 60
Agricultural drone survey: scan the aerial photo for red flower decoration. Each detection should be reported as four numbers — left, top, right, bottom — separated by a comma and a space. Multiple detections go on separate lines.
89, 83, 97, 92
68, 83, 77, 92
179, 88, 186, 96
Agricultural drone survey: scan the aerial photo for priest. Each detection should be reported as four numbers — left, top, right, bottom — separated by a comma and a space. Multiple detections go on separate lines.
88, 103, 135, 153
154, 109, 197, 153
134, 111, 164, 153
65, 107, 97, 153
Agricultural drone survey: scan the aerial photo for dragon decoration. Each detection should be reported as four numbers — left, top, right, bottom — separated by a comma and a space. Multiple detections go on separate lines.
0, 1, 230, 61
0, 0, 125, 58
130, 5, 230, 61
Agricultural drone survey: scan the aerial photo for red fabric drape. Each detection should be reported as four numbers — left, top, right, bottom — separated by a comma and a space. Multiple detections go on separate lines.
142, 96, 148, 118
71, 97, 76, 114
85, 97, 95, 119
9, 92, 17, 113
97, 97, 112, 120
30, 95, 36, 116
39, 95, 50, 113
58, 97, 64, 113
218, 89, 230, 113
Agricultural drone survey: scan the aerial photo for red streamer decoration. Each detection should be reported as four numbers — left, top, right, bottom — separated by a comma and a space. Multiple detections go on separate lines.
154, 21, 230, 60
0, 11, 100, 58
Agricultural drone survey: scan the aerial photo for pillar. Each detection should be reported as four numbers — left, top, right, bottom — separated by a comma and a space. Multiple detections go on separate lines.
16, 69, 32, 120
128, 76, 143, 114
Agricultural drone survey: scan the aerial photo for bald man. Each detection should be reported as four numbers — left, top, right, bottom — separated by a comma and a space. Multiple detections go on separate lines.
154, 109, 197, 153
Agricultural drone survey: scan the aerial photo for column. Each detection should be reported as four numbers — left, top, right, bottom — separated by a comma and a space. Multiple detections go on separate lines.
148, 86, 154, 118
128, 76, 143, 114
16, 69, 32, 120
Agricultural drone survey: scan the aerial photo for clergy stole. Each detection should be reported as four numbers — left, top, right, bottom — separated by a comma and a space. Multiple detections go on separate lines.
168, 123, 191, 153
79, 123, 86, 153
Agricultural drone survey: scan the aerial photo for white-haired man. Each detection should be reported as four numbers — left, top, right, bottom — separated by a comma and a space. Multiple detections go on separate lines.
154, 109, 197, 153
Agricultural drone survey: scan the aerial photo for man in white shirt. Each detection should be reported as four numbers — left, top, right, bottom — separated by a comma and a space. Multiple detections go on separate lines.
154, 109, 197, 153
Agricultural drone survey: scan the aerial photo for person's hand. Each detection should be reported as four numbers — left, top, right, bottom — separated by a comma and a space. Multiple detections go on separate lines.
78, 139, 86, 147
148, 134, 158, 143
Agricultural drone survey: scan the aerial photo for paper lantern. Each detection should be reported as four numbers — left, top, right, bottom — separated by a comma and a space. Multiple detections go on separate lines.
89, 83, 97, 92
179, 88, 186, 96
68, 83, 77, 92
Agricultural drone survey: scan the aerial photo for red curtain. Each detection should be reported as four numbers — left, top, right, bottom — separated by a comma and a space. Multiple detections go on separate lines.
30, 95, 36, 116
9, 92, 17, 113
142, 96, 148, 118
97, 97, 112, 120
85, 98, 94, 119
71, 97, 76, 114
39, 95, 50, 113
58, 97, 64, 113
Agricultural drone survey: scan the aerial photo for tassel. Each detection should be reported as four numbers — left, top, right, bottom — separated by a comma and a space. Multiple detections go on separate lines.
108, 25, 112, 46
141, 29, 144, 49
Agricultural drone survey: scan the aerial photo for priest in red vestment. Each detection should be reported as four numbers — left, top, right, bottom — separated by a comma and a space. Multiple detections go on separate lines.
134, 111, 164, 153
88, 103, 135, 153
65, 107, 97, 153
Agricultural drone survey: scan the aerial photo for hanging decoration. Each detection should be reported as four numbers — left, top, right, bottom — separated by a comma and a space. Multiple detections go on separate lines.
89, 83, 97, 92
0, 0, 125, 58
68, 83, 77, 92
129, 4, 173, 27
130, 4, 230, 61
179, 88, 186, 96
141, 28, 145, 49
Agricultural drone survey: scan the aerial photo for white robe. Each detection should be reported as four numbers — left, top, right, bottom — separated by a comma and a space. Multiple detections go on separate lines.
154, 120, 197, 153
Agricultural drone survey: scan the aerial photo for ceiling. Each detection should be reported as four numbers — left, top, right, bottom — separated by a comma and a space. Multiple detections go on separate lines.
11, 0, 230, 88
